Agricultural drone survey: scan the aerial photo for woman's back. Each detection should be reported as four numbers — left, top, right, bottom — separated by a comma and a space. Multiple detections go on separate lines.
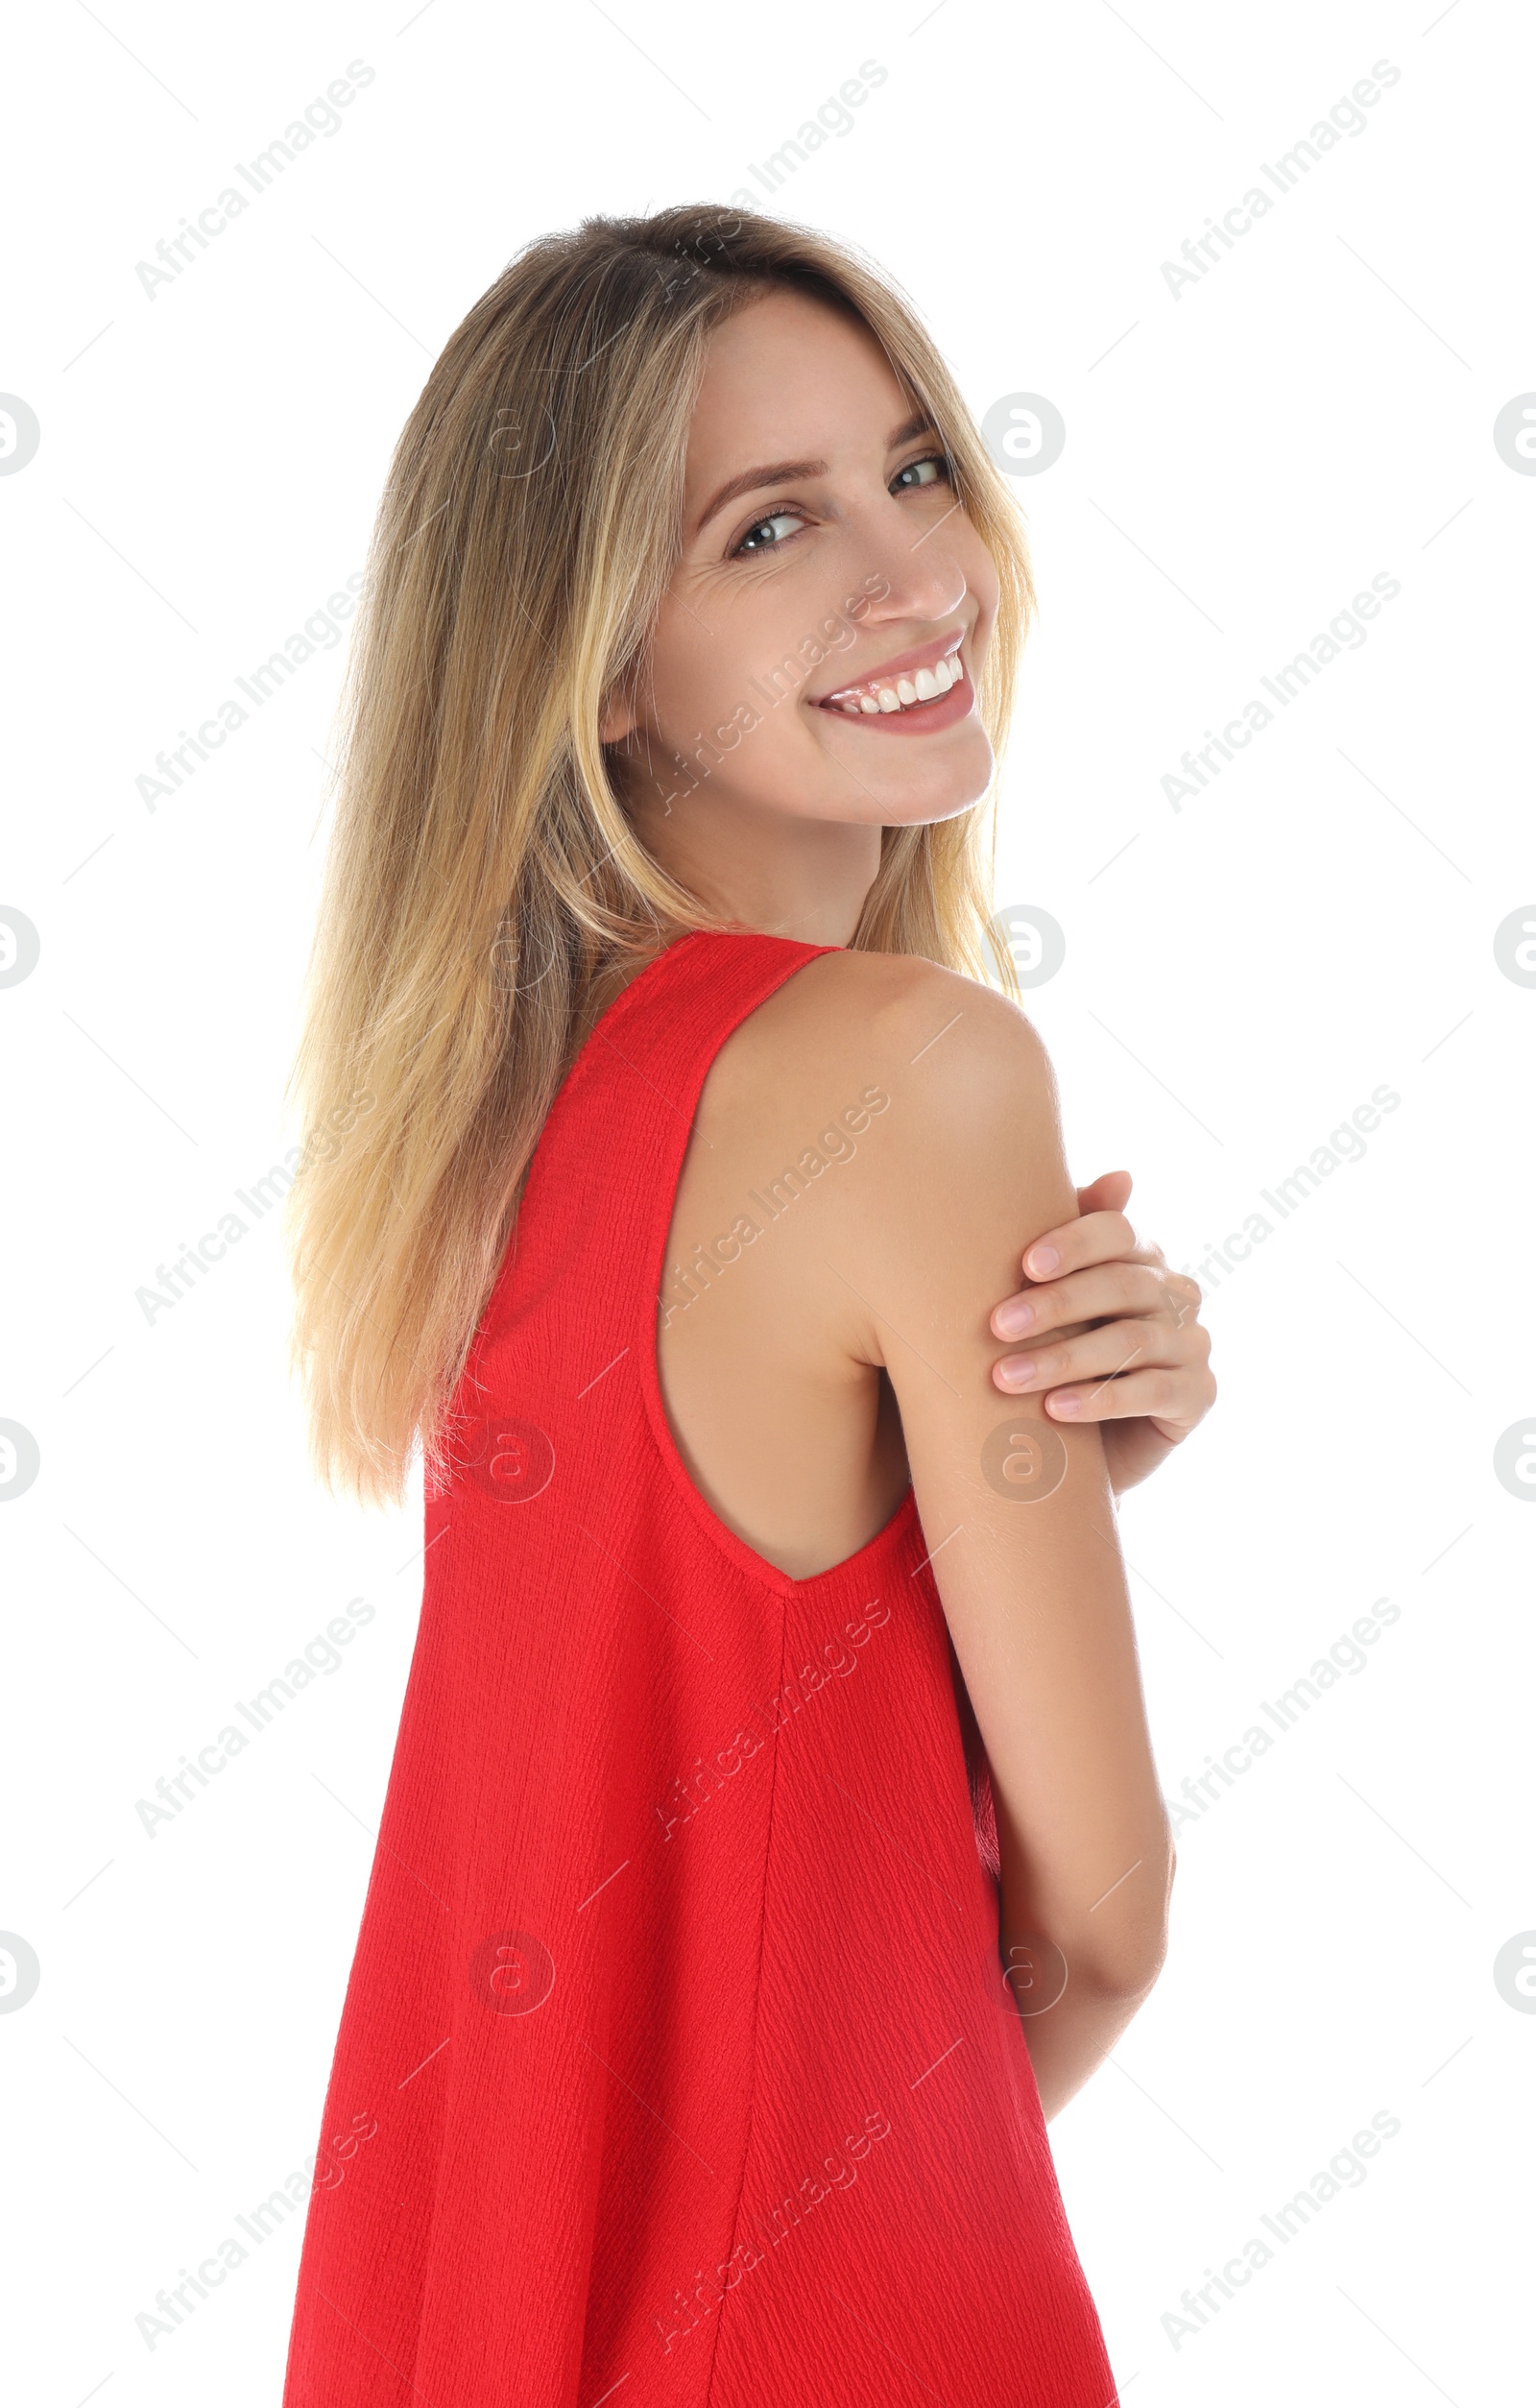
281, 927, 1118, 2407
658, 941, 928, 1579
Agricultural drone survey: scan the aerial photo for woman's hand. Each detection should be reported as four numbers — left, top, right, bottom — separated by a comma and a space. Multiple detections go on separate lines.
989, 1170, 1215, 1495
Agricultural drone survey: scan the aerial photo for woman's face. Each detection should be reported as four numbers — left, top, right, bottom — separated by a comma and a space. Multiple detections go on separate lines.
606, 285, 1001, 837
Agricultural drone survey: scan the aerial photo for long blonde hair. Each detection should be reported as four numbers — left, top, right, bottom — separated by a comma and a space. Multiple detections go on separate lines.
283, 204, 1036, 1506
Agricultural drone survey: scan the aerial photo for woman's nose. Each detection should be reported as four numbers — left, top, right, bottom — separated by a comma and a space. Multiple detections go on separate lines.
852, 497, 969, 630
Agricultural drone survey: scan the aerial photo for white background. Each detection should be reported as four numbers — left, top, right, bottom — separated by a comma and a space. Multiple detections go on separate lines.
2, 2, 1530, 2401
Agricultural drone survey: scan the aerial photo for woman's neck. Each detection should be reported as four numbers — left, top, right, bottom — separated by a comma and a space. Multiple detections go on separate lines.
623, 777, 881, 949
563, 783, 882, 1063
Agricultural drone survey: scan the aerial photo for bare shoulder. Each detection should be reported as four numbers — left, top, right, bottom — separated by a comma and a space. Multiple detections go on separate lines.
662, 944, 1081, 1545
702, 945, 1076, 1377
709, 946, 1061, 1165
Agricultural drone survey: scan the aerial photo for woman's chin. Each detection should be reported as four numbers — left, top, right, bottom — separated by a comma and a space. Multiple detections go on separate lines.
800, 724, 996, 829
864, 751, 997, 831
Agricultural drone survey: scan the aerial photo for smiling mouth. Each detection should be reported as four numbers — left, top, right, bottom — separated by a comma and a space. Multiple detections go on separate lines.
811, 636, 969, 720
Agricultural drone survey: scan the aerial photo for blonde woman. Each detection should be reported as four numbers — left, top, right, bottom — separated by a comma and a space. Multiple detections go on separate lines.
281, 206, 1213, 2408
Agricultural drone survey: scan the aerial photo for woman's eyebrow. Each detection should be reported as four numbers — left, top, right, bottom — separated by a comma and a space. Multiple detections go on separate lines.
695, 456, 826, 537
692, 408, 938, 539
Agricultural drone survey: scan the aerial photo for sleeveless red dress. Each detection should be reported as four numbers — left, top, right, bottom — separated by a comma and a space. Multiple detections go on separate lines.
281, 928, 1119, 2406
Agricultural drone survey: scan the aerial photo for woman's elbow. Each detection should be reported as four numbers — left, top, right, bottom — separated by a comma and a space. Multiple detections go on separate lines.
1105, 1919, 1171, 2003
1086, 1834, 1176, 2001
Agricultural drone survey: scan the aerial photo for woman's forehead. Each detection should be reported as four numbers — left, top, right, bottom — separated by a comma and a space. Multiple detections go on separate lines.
683, 290, 907, 508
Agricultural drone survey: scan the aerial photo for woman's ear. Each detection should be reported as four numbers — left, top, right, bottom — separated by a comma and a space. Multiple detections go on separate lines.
599, 685, 636, 745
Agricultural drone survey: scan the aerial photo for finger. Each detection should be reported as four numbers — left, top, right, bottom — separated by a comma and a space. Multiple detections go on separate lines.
1164, 1271, 1205, 1330
992, 1318, 1155, 1395
992, 1259, 1168, 1342
1041, 1363, 1217, 1429
1073, 1168, 1133, 1219
1018, 1207, 1143, 1287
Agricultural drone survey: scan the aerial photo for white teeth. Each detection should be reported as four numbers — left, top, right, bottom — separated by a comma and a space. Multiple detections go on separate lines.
823, 654, 968, 715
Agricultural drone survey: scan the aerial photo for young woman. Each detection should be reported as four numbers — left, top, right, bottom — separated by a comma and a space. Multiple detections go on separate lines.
280, 206, 1214, 2408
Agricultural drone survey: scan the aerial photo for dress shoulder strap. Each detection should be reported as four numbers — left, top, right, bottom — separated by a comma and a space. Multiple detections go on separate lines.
478, 928, 839, 1346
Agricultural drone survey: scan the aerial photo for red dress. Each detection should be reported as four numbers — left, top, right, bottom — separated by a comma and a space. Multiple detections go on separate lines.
282, 929, 1119, 2406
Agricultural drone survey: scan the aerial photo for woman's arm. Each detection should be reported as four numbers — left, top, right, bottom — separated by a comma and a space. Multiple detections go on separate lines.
828, 967, 1175, 2120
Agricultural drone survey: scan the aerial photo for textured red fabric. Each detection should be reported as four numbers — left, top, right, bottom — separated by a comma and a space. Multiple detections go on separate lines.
281, 928, 1119, 2406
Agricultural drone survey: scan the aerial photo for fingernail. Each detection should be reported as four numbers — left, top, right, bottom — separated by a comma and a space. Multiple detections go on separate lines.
996, 1357, 1036, 1389
1048, 1391, 1081, 1416
994, 1299, 1034, 1337
1026, 1244, 1059, 1277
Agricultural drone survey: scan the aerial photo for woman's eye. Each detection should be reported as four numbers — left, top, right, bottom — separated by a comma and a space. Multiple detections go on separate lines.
733, 508, 804, 556
892, 453, 950, 494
